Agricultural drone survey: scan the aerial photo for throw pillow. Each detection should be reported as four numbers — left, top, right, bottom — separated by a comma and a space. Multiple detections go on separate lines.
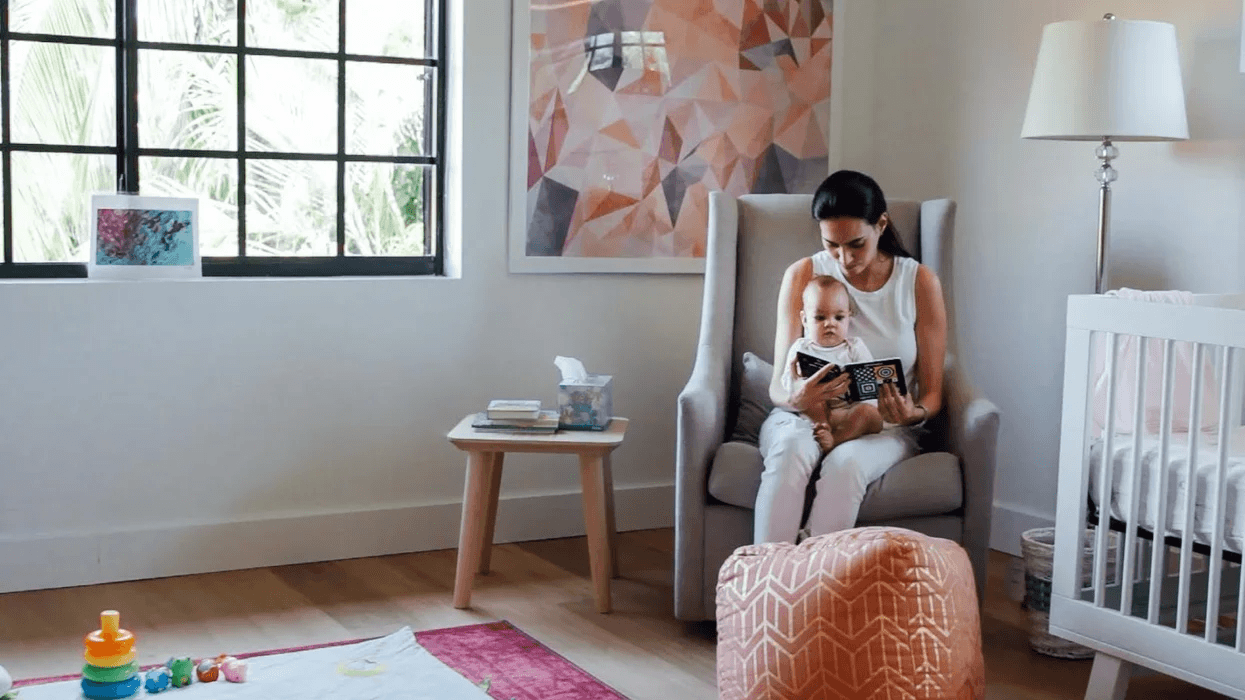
729, 352, 775, 446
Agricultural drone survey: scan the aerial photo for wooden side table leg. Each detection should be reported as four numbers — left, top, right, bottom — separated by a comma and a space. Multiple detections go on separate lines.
603, 452, 619, 578
478, 452, 505, 574
579, 452, 612, 613
454, 450, 497, 609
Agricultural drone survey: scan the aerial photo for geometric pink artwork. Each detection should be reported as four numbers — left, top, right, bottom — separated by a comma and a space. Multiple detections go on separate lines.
521, 0, 833, 265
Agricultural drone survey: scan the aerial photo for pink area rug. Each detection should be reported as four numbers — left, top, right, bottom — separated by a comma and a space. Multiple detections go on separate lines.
14, 621, 626, 700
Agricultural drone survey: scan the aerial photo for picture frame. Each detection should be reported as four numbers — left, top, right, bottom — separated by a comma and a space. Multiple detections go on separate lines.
88, 194, 201, 280
508, 0, 835, 274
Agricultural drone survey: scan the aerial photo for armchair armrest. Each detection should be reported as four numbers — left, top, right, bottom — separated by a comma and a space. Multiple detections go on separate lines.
674, 190, 738, 620
943, 353, 1001, 606
675, 345, 729, 619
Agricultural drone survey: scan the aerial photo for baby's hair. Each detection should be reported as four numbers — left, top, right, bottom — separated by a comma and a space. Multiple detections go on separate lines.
802, 275, 856, 315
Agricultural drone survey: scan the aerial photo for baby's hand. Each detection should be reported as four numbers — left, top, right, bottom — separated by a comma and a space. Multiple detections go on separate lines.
813, 422, 836, 453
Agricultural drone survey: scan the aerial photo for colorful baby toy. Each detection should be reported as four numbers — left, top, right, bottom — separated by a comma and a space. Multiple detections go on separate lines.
194, 658, 219, 683
143, 667, 171, 694
80, 611, 141, 699
216, 655, 248, 683
167, 658, 193, 688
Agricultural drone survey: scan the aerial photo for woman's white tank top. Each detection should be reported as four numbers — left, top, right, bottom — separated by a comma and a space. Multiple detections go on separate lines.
811, 250, 921, 397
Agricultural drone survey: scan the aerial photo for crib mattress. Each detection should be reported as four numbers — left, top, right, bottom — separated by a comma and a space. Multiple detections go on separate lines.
1089, 426, 1245, 554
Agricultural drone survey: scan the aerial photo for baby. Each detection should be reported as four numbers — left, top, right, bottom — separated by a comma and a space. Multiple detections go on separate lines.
781, 275, 884, 454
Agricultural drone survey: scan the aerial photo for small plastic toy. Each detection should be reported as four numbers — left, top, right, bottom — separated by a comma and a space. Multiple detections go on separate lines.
143, 667, 171, 694
221, 657, 248, 683
195, 659, 219, 683
80, 612, 140, 699
167, 658, 193, 688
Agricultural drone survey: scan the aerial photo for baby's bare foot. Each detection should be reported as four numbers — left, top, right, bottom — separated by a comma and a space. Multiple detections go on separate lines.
813, 424, 836, 454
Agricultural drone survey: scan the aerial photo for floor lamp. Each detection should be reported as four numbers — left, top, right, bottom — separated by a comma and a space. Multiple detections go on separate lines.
1021, 14, 1189, 294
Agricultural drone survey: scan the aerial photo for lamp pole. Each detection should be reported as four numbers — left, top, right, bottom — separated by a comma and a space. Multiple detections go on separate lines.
1094, 137, 1117, 294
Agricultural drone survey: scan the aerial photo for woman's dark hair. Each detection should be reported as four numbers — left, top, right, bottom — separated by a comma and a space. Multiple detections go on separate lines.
810, 170, 913, 259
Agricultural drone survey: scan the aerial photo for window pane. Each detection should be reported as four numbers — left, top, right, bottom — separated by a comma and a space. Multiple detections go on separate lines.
140, 157, 238, 256
11, 0, 114, 39
245, 160, 336, 256
245, 56, 337, 154
10, 42, 116, 147
246, 0, 338, 53
346, 0, 426, 58
140, 50, 238, 150
137, 0, 237, 45
345, 163, 427, 256
12, 152, 114, 263
346, 63, 430, 157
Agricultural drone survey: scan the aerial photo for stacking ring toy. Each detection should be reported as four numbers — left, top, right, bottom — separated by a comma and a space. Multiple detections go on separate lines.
81, 675, 141, 699
86, 611, 134, 648
84, 611, 136, 663
82, 662, 139, 684
83, 649, 137, 668
83, 635, 134, 657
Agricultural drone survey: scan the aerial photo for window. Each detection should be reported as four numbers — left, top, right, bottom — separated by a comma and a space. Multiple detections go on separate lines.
1, 0, 445, 278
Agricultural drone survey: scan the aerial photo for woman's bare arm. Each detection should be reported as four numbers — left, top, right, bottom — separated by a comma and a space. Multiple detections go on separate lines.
768, 258, 814, 409
912, 263, 947, 418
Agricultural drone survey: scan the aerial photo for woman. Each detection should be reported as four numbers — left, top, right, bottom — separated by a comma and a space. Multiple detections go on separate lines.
753, 170, 948, 544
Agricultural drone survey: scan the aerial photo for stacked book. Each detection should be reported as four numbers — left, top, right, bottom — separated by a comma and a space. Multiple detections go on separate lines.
472, 400, 560, 434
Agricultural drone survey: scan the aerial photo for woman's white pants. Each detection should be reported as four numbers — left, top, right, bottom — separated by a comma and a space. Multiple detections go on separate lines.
754, 409, 919, 544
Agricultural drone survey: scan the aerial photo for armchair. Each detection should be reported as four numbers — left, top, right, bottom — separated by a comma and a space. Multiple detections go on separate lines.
674, 191, 1000, 621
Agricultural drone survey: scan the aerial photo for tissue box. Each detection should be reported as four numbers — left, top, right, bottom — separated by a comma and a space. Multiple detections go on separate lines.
557, 374, 613, 430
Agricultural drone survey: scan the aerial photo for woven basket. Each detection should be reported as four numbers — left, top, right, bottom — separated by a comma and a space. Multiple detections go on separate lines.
1020, 527, 1117, 659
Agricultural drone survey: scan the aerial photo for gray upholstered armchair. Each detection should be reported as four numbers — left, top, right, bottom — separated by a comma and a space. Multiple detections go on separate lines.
674, 191, 1000, 621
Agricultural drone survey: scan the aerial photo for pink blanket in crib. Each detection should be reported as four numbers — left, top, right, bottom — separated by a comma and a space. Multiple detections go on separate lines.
1090, 287, 1221, 438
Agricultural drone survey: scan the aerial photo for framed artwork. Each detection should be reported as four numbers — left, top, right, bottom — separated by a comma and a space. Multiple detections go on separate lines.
88, 194, 200, 279
509, 0, 835, 274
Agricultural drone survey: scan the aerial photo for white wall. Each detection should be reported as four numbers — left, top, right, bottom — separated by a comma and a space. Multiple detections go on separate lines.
0, 0, 706, 592
851, 0, 1245, 554
8, 0, 1237, 591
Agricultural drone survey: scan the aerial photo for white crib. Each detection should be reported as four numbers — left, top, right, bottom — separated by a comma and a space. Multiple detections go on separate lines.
1053, 292, 1245, 699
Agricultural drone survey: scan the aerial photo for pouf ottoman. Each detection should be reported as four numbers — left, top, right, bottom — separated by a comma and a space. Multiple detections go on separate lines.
716, 527, 985, 700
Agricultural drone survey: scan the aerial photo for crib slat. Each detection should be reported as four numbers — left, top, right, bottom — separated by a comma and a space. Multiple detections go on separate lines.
1096, 332, 1120, 606
1120, 335, 1148, 617
1207, 347, 1235, 645
1176, 343, 1205, 634
1148, 338, 1176, 625
1054, 326, 1097, 603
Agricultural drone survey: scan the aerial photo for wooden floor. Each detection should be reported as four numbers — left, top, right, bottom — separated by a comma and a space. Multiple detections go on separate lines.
0, 529, 1232, 699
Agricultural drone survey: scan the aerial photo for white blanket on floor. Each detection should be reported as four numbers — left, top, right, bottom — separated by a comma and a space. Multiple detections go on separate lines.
16, 627, 489, 700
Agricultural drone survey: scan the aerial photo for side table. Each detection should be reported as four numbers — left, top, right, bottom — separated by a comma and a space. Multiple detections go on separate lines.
446, 414, 629, 613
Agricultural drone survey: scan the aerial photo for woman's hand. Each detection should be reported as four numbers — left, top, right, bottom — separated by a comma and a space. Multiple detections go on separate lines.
877, 383, 925, 425
786, 357, 851, 414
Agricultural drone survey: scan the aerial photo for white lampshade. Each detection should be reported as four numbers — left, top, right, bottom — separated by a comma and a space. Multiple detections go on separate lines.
1021, 16, 1189, 142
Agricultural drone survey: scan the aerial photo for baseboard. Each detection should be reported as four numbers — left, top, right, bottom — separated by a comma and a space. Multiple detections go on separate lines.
991, 500, 1055, 556
0, 482, 675, 594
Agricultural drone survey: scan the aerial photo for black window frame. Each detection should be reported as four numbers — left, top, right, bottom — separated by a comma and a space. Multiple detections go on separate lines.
0, 0, 446, 279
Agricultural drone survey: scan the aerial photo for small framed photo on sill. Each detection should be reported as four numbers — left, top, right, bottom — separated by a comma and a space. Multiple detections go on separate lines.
88, 194, 201, 279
